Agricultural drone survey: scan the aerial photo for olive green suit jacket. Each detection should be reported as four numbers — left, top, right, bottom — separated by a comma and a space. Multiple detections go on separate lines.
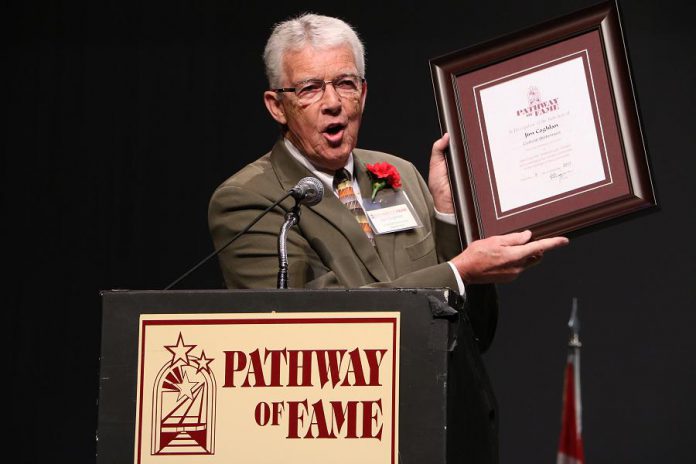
208, 140, 497, 348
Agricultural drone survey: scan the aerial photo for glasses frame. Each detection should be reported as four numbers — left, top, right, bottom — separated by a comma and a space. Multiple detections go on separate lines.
273, 74, 366, 103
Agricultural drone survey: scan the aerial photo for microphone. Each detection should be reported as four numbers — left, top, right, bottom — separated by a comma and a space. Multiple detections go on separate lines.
277, 177, 323, 289
289, 177, 324, 206
164, 177, 324, 290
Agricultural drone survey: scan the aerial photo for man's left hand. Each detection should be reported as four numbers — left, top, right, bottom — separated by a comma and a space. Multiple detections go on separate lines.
428, 133, 454, 214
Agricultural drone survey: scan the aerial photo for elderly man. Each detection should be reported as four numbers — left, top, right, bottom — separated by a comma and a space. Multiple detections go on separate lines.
209, 13, 567, 295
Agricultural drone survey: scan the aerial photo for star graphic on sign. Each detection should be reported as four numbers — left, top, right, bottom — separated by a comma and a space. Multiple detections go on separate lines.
164, 332, 196, 366
175, 371, 200, 401
192, 350, 214, 374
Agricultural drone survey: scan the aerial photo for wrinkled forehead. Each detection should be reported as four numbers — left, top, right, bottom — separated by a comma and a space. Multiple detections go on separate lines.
281, 44, 358, 83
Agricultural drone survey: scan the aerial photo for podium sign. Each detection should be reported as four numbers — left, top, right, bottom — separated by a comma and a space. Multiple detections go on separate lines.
97, 289, 498, 464
134, 312, 399, 463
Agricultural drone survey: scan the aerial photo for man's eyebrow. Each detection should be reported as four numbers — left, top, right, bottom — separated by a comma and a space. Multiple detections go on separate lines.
293, 71, 359, 84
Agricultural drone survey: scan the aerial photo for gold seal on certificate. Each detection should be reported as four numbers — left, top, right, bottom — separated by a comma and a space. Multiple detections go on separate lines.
431, 0, 655, 243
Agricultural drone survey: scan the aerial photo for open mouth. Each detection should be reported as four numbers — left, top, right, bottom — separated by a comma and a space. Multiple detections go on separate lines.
324, 123, 346, 135
322, 123, 347, 144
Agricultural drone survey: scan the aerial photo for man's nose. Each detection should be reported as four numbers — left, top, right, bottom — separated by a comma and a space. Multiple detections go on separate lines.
320, 83, 342, 113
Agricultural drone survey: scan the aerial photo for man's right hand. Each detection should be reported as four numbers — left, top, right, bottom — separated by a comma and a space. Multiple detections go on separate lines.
451, 230, 569, 284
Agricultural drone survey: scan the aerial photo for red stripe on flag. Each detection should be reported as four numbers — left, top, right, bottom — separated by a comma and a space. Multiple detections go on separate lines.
557, 358, 585, 463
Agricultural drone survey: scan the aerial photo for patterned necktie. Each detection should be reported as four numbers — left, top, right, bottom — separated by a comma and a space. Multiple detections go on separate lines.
334, 168, 375, 246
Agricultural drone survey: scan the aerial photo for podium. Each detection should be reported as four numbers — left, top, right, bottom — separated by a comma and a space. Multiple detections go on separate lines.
97, 288, 497, 463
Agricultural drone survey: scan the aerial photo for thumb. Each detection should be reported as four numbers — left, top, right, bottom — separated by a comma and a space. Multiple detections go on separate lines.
432, 132, 449, 154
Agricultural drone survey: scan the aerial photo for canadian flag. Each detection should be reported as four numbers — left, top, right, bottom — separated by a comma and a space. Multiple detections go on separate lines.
557, 298, 585, 464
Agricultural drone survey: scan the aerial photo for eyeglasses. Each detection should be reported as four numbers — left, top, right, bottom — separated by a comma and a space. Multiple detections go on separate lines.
273, 74, 365, 104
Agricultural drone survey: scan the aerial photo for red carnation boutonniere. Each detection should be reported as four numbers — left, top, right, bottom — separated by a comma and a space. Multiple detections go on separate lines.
366, 162, 402, 201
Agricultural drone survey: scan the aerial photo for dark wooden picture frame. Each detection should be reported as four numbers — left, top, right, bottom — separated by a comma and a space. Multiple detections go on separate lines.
430, 0, 655, 244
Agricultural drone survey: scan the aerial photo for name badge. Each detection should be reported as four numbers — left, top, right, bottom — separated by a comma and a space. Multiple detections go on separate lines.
363, 190, 422, 234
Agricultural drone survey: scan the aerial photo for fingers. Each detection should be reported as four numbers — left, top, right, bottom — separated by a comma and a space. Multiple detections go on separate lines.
527, 236, 569, 254
537, 236, 570, 250
495, 230, 533, 246
495, 231, 568, 252
453, 230, 569, 284
429, 133, 455, 214
511, 235, 569, 261
523, 253, 544, 268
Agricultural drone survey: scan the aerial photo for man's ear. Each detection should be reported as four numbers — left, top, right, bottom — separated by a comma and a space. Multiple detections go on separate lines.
263, 91, 287, 125
360, 79, 368, 111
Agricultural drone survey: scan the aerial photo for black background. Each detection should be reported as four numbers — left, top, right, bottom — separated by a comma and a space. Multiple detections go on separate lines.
7, 0, 695, 462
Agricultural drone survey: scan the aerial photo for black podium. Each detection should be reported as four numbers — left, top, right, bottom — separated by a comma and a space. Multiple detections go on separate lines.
97, 288, 497, 463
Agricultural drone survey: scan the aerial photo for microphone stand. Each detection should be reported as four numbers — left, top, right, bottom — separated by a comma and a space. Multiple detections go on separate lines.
277, 202, 301, 289
164, 192, 292, 290
164, 176, 321, 290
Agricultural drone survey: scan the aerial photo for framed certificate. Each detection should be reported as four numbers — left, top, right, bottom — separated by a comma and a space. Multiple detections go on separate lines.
430, 0, 655, 243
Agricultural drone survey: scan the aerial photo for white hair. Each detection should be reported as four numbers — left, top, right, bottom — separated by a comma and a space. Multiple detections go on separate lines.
263, 13, 366, 88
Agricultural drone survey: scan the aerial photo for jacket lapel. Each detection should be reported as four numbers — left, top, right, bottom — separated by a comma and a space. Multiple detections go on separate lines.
269, 140, 390, 283
354, 153, 398, 278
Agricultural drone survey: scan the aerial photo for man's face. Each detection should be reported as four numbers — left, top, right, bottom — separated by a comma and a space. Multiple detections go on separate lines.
264, 45, 367, 172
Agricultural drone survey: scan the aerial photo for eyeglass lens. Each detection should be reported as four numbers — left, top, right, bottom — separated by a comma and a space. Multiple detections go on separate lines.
295, 75, 362, 102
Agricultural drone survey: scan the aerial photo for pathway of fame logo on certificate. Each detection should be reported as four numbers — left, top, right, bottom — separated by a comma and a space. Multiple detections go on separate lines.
133, 312, 400, 464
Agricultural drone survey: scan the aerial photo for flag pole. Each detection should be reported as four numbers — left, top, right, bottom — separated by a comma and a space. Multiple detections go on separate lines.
557, 297, 585, 464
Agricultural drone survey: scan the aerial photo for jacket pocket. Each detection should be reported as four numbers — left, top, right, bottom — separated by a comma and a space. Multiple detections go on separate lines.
405, 231, 436, 261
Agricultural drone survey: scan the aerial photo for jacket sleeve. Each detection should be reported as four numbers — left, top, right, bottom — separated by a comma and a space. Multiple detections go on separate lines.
209, 185, 338, 289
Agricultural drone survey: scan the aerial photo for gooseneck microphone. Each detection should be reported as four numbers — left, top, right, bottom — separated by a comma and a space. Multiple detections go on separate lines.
277, 177, 324, 289
164, 177, 324, 290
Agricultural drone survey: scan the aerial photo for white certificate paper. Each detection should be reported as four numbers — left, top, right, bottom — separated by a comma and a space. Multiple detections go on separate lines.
476, 54, 610, 215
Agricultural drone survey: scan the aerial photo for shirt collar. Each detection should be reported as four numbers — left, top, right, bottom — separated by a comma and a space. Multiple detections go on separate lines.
284, 138, 355, 188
